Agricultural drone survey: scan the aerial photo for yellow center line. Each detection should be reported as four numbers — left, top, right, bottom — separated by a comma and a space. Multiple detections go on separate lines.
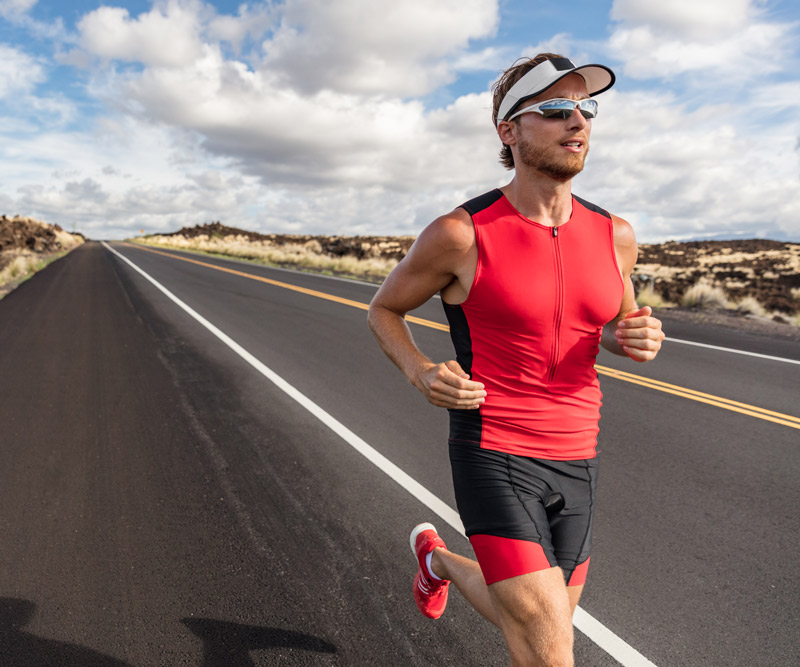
123, 242, 800, 431
594, 365, 800, 424
594, 367, 800, 429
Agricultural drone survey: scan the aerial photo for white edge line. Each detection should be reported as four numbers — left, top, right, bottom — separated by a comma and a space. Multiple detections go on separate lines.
666, 337, 800, 365
104, 241, 658, 667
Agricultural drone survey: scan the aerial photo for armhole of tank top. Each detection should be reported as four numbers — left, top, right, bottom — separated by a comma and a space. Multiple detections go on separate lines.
445, 208, 482, 307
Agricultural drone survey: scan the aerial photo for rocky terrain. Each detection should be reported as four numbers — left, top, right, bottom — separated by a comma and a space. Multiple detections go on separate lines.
635, 239, 799, 314
164, 221, 415, 261
0, 216, 85, 297
153, 222, 800, 314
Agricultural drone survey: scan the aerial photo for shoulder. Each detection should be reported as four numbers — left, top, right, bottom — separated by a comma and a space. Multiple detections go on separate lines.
411, 207, 475, 257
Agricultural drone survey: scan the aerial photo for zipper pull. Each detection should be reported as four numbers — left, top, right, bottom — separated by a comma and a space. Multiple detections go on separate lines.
552, 226, 558, 238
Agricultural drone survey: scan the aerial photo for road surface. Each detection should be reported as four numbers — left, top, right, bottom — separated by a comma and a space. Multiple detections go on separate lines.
0, 241, 797, 665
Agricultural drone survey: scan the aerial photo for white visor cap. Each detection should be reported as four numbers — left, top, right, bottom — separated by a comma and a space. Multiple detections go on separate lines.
497, 57, 615, 127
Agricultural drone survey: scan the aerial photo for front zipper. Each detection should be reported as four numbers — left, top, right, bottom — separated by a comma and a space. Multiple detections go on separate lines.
547, 225, 564, 382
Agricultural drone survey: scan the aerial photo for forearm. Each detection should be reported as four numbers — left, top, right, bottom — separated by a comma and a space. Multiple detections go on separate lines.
367, 303, 432, 388
600, 318, 627, 356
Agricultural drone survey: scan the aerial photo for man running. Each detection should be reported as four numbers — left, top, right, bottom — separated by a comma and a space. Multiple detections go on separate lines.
368, 53, 665, 666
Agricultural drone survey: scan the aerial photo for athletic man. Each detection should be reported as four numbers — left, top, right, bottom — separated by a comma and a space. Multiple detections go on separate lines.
367, 54, 665, 666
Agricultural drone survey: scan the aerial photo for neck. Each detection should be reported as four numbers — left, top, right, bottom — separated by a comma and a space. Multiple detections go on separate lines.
500, 170, 574, 227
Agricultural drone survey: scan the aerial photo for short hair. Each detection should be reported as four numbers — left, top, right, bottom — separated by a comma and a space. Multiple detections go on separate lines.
492, 53, 566, 170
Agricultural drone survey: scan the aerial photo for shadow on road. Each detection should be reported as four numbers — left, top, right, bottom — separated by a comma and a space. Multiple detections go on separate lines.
0, 597, 133, 667
182, 617, 337, 666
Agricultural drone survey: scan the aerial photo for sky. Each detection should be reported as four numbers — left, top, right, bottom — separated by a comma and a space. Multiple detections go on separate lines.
0, 0, 799, 242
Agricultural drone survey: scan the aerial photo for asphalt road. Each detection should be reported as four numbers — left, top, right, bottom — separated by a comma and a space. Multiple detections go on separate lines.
0, 241, 797, 666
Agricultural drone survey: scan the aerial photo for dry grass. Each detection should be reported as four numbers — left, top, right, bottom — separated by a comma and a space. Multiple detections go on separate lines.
0, 251, 67, 297
735, 296, 767, 317
0, 223, 84, 298
636, 285, 675, 309
680, 280, 733, 309
136, 235, 400, 281
0, 254, 40, 283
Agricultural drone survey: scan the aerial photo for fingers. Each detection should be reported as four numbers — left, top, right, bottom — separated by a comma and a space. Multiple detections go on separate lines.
615, 314, 666, 362
421, 361, 486, 409
624, 305, 652, 319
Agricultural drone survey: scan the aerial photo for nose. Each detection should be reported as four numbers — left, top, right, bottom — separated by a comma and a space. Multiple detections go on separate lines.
566, 105, 589, 129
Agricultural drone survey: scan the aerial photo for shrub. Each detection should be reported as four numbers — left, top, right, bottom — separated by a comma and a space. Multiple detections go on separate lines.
0, 255, 35, 283
735, 296, 767, 317
137, 236, 399, 281
635, 285, 674, 309
680, 280, 732, 309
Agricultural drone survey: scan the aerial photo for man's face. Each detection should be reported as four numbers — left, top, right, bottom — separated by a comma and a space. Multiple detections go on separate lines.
506, 73, 593, 181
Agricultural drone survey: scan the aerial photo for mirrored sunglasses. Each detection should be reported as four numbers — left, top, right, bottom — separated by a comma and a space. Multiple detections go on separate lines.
506, 98, 598, 121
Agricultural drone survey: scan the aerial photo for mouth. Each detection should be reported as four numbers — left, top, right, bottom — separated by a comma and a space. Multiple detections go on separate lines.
560, 139, 586, 154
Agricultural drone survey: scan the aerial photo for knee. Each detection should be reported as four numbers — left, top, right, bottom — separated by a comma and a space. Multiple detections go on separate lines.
494, 583, 574, 666
511, 604, 573, 654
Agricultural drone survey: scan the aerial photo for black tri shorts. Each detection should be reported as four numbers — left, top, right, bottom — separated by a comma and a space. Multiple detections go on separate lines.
449, 440, 598, 586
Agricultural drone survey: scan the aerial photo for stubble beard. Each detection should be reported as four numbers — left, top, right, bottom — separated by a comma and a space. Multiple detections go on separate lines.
517, 135, 588, 181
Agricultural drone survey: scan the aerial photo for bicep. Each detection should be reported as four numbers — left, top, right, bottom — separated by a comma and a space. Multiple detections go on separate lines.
610, 214, 639, 321
370, 212, 472, 317
371, 254, 454, 316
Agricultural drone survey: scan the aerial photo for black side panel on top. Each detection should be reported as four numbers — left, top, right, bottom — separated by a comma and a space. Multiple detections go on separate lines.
443, 302, 473, 375
572, 194, 610, 219
442, 302, 483, 444
460, 189, 503, 217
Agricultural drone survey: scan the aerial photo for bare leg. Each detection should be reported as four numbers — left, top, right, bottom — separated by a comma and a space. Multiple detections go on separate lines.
567, 584, 583, 614
489, 567, 575, 667
432, 546, 582, 666
430, 547, 500, 627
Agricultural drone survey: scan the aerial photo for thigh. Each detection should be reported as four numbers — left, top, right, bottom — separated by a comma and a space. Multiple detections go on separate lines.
449, 441, 552, 543
545, 458, 598, 583
449, 442, 558, 584
488, 566, 574, 663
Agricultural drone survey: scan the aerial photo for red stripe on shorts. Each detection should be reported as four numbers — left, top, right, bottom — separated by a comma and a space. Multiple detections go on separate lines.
470, 534, 552, 585
567, 557, 590, 587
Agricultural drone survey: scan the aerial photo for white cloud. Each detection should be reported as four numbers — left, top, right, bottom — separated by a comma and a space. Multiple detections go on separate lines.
77, 1, 205, 67
105, 40, 504, 194
207, 3, 273, 53
0, 44, 45, 96
611, 0, 759, 39
262, 0, 499, 96
0, 0, 66, 41
0, 0, 37, 21
608, 0, 796, 84
577, 89, 800, 241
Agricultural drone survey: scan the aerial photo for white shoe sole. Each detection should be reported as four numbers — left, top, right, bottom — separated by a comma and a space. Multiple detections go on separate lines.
410, 522, 437, 554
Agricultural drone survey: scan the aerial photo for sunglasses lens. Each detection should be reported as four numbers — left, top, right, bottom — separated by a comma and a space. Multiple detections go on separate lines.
579, 100, 598, 119
538, 99, 597, 120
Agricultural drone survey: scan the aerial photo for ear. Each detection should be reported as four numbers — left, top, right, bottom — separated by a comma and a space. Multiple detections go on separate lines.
497, 120, 517, 146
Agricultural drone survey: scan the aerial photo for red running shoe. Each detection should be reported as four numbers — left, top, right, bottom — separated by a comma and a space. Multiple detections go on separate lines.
409, 523, 450, 619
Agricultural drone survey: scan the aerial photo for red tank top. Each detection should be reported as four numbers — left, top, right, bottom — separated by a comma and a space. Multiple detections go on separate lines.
444, 190, 624, 460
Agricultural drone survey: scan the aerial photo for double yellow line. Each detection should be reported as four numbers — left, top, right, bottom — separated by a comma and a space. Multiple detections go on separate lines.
595, 366, 800, 429
124, 243, 800, 431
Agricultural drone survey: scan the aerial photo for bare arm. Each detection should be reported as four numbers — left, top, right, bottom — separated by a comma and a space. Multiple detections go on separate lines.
601, 215, 665, 362
367, 210, 486, 408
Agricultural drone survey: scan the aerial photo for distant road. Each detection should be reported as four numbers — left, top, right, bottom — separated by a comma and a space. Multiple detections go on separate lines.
0, 241, 797, 666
